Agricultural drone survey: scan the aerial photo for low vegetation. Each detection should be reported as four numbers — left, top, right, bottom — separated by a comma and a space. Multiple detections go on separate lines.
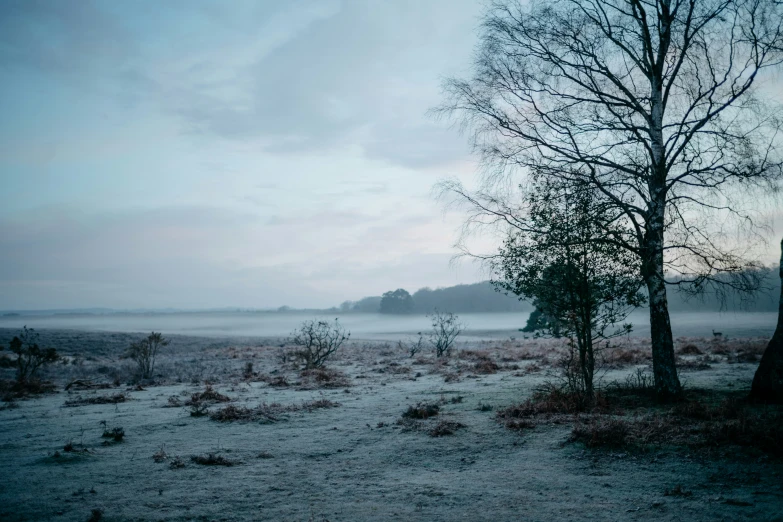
125, 332, 169, 380
209, 399, 339, 423
289, 319, 349, 369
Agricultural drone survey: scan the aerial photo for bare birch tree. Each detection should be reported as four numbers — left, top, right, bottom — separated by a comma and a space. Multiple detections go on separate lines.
437, 0, 783, 400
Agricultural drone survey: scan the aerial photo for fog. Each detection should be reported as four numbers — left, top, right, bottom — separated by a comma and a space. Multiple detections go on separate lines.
0, 310, 776, 342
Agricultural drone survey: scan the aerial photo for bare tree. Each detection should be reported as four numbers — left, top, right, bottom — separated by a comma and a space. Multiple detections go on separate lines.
750, 238, 783, 402
428, 311, 464, 357
437, 0, 783, 400
290, 319, 350, 369
126, 332, 169, 380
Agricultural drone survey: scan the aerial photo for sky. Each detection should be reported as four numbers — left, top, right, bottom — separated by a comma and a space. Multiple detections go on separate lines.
0, 0, 781, 311
0, 0, 491, 310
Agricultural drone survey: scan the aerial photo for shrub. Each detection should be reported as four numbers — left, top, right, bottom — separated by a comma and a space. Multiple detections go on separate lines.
64, 393, 128, 407
125, 332, 169, 380
402, 402, 440, 420
289, 319, 350, 369
571, 418, 629, 447
298, 368, 351, 389
7, 326, 58, 383
427, 311, 464, 358
429, 420, 465, 437
98, 424, 124, 442
190, 453, 237, 466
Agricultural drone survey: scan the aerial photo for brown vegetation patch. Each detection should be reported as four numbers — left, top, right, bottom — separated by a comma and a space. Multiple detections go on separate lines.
567, 396, 783, 456
190, 453, 238, 466
402, 402, 440, 420
429, 420, 466, 437
64, 392, 128, 407
298, 368, 351, 389
678, 344, 703, 355
496, 385, 605, 425
605, 348, 650, 367
473, 359, 500, 374
209, 399, 340, 423
185, 385, 231, 405
0, 379, 58, 401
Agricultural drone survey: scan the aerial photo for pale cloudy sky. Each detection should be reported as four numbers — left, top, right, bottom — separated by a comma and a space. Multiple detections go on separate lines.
0, 0, 781, 311
0, 0, 490, 310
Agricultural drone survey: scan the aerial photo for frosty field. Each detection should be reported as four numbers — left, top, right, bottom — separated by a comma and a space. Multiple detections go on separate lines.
1, 329, 781, 521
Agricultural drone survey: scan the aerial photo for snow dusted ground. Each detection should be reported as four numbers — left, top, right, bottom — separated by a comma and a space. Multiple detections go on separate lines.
1, 331, 781, 521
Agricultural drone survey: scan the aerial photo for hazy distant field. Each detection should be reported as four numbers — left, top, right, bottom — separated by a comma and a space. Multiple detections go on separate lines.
0, 310, 777, 341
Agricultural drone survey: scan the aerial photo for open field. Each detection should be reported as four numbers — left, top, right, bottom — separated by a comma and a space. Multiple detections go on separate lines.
1, 329, 781, 521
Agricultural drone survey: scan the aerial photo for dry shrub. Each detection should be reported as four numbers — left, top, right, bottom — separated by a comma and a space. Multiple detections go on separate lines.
101, 426, 125, 442
678, 344, 703, 355
568, 398, 783, 456
443, 373, 461, 383
152, 447, 168, 463
0, 379, 57, 401
64, 392, 127, 407
429, 420, 465, 437
190, 453, 237, 466
402, 402, 440, 420
210, 399, 339, 423
571, 418, 629, 447
605, 348, 649, 367
458, 350, 493, 361
735, 351, 759, 363
186, 385, 230, 406
499, 384, 602, 420
209, 404, 258, 422
299, 367, 351, 389
265, 375, 290, 387
473, 359, 500, 374
169, 456, 186, 469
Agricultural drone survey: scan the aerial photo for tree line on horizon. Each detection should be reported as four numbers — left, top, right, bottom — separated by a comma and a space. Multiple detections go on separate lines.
331, 269, 782, 315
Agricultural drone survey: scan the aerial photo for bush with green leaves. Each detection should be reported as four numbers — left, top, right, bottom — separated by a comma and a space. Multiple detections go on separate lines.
7, 326, 58, 383
289, 319, 350, 369
492, 179, 645, 402
125, 332, 169, 380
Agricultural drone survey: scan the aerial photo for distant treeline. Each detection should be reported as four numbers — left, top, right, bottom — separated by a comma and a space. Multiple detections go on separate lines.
332, 267, 781, 315
340, 282, 533, 315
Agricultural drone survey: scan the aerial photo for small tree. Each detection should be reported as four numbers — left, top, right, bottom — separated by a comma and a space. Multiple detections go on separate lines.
8, 326, 58, 383
290, 319, 350, 369
492, 180, 645, 402
428, 311, 464, 358
126, 332, 169, 380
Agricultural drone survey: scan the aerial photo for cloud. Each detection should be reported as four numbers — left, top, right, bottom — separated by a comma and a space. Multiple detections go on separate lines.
0, 204, 480, 309
0, 0, 479, 169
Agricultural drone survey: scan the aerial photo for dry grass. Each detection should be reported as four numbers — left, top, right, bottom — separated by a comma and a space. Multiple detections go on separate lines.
185, 385, 230, 406
567, 396, 783, 456
0, 379, 58, 401
190, 453, 238, 466
402, 402, 440, 420
429, 420, 465, 437
209, 399, 340, 423
64, 392, 127, 407
298, 368, 351, 389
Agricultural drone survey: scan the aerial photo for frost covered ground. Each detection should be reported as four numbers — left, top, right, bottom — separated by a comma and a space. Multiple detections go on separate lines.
1, 330, 781, 521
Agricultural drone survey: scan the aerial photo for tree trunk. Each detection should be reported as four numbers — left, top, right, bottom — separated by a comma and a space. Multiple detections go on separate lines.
750, 239, 783, 403
643, 230, 684, 401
